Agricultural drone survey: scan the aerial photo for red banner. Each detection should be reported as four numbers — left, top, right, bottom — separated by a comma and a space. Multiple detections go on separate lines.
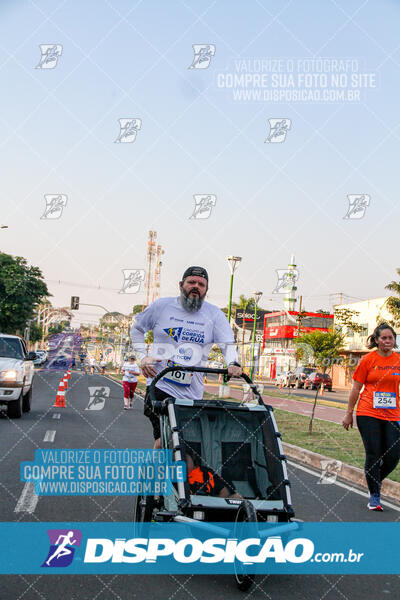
264, 326, 330, 339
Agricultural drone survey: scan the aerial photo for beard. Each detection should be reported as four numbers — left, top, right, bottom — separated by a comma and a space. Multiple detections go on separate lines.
179, 288, 205, 312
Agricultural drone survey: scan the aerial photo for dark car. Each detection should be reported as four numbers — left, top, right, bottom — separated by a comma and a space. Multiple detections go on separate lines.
287, 366, 315, 388
304, 372, 332, 391
51, 354, 71, 369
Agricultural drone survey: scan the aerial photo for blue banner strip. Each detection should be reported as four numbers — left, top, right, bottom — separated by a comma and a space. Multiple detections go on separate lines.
0, 522, 399, 574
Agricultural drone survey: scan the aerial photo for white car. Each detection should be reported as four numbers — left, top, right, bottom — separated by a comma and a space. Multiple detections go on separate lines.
33, 350, 47, 366
0, 334, 36, 418
275, 371, 293, 387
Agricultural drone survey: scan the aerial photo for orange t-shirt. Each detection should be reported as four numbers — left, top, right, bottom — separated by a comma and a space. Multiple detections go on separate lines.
353, 350, 400, 420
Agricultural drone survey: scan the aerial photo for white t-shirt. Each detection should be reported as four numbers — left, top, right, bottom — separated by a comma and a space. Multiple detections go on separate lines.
122, 361, 139, 382
131, 296, 238, 399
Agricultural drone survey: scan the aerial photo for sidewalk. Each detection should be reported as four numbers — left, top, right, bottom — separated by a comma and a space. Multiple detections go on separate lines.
204, 382, 348, 426
260, 376, 351, 392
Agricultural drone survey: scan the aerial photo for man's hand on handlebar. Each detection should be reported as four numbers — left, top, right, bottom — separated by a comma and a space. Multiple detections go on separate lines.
140, 356, 162, 378
227, 364, 242, 378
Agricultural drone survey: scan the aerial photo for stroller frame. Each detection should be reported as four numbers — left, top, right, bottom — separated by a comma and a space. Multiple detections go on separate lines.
134, 366, 294, 525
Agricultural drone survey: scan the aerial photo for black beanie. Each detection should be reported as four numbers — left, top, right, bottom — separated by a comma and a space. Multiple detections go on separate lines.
181, 266, 209, 282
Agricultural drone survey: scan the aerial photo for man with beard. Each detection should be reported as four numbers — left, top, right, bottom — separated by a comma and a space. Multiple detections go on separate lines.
131, 266, 242, 448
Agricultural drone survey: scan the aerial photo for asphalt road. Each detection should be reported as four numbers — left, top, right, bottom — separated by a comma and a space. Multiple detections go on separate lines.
0, 370, 399, 599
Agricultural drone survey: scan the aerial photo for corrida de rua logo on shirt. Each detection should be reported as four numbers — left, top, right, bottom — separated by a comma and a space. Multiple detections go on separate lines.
163, 327, 205, 344
164, 327, 183, 342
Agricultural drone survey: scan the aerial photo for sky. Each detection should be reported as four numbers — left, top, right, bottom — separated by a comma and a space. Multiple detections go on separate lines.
1, 0, 399, 326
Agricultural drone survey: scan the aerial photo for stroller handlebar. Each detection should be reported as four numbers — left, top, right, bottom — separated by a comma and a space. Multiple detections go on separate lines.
148, 365, 260, 406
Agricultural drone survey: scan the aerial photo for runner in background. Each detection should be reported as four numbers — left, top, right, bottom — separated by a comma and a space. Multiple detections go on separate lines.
100, 358, 107, 375
121, 355, 140, 410
342, 323, 400, 511
89, 355, 96, 375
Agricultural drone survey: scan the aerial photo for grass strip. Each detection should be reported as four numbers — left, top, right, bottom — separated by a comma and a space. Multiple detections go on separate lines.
273, 407, 400, 484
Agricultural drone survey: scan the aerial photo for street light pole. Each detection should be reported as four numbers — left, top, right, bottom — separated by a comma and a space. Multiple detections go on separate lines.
226, 256, 242, 323
218, 256, 242, 398
250, 291, 263, 380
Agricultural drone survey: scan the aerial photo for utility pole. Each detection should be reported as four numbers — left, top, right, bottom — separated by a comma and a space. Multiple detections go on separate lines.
297, 295, 303, 337
295, 295, 303, 368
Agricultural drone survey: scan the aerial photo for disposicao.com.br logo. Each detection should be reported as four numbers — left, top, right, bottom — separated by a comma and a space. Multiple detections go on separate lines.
42, 529, 82, 567
82, 535, 363, 566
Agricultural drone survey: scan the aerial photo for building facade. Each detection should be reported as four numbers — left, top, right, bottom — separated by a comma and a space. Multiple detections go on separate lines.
332, 297, 399, 389
261, 310, 334, 378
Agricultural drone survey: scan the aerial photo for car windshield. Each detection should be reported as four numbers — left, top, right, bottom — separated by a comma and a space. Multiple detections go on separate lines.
0, 338, 24, 359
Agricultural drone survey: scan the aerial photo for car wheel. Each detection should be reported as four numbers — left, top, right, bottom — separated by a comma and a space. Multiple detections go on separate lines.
7, 394, 22, 419
22, 385, 32, 413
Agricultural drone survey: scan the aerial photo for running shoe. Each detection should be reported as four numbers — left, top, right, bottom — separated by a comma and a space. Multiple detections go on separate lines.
367, 493, 383, 511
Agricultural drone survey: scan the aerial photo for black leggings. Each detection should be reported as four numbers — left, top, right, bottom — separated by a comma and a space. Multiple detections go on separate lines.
356, 415, 400, 495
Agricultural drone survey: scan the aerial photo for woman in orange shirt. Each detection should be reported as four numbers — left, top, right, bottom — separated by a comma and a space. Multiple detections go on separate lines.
343, 323, 400, 511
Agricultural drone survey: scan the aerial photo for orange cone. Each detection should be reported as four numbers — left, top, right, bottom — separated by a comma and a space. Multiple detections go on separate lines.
67, 370, 71, 379
63, 375, 69, 391
54, 380, 66, 408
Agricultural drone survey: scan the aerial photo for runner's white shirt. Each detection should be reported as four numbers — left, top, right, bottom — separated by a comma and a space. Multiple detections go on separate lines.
131, 296, 238, 399
122, 361, 140, 383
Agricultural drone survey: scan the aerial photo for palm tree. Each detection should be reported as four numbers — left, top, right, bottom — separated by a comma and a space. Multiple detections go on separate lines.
385, 268, 400, 327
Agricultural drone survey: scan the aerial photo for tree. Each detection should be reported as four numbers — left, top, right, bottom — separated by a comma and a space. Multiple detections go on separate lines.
221, 295, 259, 316
144, 330, 153, 344
385, 268, 400, 327
207, 344, 224, 363
46, 320, 69, 338
295, 330, 344, 434
334, 307, 365, 335
0, 252, 50, 334
132, 304, 143, 315
29, 322, 43, 344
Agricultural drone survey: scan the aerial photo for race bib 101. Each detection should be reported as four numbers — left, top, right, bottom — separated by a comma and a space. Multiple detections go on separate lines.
163, 361, 193, 387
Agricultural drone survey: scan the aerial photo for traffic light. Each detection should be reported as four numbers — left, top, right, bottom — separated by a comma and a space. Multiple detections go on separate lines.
70, 296, 80, 310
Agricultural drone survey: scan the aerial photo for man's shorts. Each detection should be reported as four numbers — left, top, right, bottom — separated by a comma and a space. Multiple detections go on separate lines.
144, 386, 170, 440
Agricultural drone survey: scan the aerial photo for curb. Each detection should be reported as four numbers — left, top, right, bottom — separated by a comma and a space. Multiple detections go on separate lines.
283, 441, 400, 505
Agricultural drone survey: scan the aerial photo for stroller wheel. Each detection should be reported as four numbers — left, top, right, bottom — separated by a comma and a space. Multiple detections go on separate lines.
233, 500, 257, 592
133, 495, 155, 522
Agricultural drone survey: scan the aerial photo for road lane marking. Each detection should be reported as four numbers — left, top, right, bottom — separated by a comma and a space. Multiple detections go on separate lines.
14, 482, 39, 514
52, 413, 61, 419
43, 430, 56, 442
288, 460, 400, 513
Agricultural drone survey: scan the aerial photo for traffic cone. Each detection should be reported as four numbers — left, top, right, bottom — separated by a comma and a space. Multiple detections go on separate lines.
63, 374, 69, 391
67, 370, 71, 379
54, 380, 66, 408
